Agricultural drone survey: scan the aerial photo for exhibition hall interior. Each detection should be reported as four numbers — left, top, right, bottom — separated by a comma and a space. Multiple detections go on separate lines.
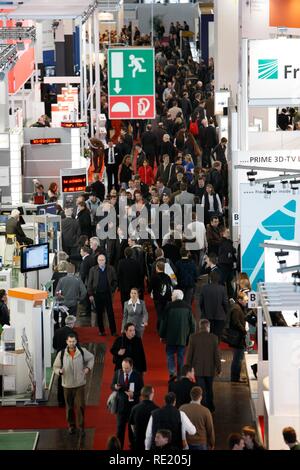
1, 0, 300, 453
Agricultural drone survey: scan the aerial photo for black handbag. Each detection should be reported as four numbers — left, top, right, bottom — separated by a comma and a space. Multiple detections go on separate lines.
221, 327, 243, 348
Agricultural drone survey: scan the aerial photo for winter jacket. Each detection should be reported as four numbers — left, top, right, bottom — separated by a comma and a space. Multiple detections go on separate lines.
53, 346, 94, 388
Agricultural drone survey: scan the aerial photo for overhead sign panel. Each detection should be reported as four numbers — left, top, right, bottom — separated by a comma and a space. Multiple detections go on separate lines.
108, 47, 155, 120
249, 38, 300, 104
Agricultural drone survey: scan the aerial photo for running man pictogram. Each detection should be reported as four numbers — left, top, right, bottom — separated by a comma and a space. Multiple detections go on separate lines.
128, 54, 146, 78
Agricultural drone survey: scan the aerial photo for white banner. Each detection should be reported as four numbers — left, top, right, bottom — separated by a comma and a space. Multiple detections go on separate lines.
240, 183, 300, 289
249, 38, 300, 103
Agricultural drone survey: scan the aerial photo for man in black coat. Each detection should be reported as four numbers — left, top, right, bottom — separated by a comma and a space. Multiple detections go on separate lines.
79, 245, 94, 316
212, 138, 227, 165
141, 124, 158, 168
110, 323, 147, 374
199, 271, 228, 340
106, 227, 128, 271
218, 227, 236, 299
111, 357, 144, 449
168, 364, 195, 408
230, 292, 248, 383
62, 208, 81, 256
118, 247, 143, 308
90, 173, 105, 201
104, 140, 121, 192
129, 385, 159, 451
52, 315, 78, 406
76, 202, 92, 238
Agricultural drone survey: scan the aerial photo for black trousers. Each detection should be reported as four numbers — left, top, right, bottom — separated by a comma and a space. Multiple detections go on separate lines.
106, 164, 119, 192
57, 374, 65, 405
196, 376, 215, 412
209, 319, 225, 341
95, 292, 116, 334
117, 409, 133, 449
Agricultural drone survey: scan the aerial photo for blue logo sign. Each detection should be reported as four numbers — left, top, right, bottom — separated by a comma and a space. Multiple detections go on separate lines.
258, 59, 278, 79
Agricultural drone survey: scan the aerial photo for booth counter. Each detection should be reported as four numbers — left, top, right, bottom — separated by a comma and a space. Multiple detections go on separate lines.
8, 288, 51, 401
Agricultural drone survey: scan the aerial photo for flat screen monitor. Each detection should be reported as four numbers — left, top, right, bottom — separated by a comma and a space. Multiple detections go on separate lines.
20, 243, 49, 273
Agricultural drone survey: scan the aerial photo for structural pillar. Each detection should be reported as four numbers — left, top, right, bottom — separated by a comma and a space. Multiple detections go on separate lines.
214, 0, 239, 104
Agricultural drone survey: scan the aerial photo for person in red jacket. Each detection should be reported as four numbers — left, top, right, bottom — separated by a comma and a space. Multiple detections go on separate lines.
138, 159, 154, 186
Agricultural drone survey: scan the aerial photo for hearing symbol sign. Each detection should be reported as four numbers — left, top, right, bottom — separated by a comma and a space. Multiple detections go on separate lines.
108, 48, 155, 119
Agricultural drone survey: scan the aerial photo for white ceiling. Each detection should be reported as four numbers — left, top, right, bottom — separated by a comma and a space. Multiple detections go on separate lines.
0, 0, 95, 19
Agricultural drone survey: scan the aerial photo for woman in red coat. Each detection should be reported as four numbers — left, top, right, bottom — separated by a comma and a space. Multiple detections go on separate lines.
138, 159, 154, 185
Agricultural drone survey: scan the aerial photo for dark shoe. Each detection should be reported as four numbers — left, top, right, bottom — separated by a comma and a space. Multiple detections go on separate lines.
251, 363, 258, 379
79, 428, 86, 437
99, 331, 106, 336
68, 427, 76, 435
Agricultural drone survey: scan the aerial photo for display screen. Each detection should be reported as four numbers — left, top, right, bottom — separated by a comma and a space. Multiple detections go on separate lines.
62, 174, 86, 193
61, 122, 87, 128
20, 243, 49, 273
37, 203, 56, 215
30, 138, 61, 145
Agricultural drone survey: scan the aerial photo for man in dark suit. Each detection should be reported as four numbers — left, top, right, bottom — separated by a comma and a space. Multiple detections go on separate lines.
199, 271, 228, 340
106, 226, 128, 272
129, 385, 159, 451
79, 245, 94, 317
52, 315, 78, 406
111, 357, 144, 449
87, 253, 118, 336
104, 140, 121, 192
61, 208, 81, 256
168, 364, 195, 408
186, 319, 221, 412
118, 247, 143, 308
141, 124, 158, 168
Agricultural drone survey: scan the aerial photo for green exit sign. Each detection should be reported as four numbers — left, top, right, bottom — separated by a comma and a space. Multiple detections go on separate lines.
108, 48, 155, 119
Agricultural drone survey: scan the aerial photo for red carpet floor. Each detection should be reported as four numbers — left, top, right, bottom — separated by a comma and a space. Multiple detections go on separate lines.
0, 293, 251, 449
0, 293, 168, 450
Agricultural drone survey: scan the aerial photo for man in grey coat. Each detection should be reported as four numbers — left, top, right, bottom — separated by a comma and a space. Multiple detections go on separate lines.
56, 263, 87, 316
53, 333, 94, 435
174, 183, 195, 206
186, 319, 221, 412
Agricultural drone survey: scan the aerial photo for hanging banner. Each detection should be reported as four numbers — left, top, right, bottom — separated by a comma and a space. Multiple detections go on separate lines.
240, 183, 300, 289
249, 38, 300, 104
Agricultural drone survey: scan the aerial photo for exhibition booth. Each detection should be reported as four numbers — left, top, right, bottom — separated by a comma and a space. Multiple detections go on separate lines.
225, 5, 300, 447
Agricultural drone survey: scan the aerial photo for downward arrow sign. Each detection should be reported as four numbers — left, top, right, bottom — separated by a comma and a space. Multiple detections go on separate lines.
114, 79, 122, 94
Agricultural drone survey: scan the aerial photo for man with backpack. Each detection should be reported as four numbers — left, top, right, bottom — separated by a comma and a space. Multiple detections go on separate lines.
149, 261, 173, 331
53, 333, 94, 436
52, 315, 78, 407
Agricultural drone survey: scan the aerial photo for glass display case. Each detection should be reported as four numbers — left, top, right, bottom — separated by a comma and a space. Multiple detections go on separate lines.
33, 214, 61, 253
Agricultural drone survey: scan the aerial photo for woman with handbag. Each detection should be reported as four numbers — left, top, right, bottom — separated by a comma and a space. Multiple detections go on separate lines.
229, 291, 248, 383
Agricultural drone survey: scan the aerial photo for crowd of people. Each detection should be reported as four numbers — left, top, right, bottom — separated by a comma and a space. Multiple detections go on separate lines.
2, 18, 298, 452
